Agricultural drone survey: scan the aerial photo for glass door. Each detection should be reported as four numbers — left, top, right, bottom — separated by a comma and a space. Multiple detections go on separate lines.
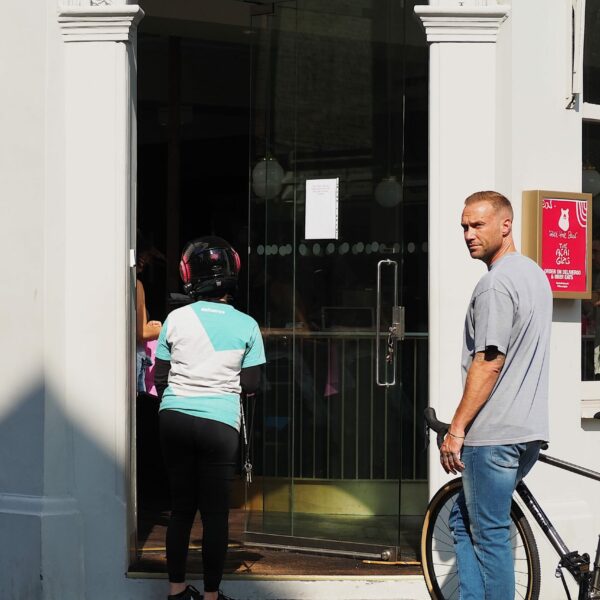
243, 0, 428, 561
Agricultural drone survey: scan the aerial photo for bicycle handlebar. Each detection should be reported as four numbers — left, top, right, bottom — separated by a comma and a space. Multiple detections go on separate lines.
424, 407, 449, 450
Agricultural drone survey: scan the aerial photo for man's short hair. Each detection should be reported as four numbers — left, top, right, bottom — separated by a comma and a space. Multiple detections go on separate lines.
464, 191, 513, 220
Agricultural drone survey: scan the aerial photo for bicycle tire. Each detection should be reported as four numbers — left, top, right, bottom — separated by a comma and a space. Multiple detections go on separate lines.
421, 478, 541, 600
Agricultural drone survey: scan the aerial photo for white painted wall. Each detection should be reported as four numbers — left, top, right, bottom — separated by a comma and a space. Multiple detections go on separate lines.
498, 2, 600, 597
0, 1, 55, 598
420, 1, 600, 598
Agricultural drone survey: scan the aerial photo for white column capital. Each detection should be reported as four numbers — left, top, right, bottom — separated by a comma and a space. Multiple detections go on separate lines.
58, 4, 144, 42
414, 5, 510, 43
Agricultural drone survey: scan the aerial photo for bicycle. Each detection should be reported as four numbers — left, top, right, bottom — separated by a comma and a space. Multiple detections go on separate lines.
421, 407, 600, 600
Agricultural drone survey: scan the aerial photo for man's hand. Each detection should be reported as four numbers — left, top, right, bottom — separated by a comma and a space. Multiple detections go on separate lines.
440, 432, 465, 474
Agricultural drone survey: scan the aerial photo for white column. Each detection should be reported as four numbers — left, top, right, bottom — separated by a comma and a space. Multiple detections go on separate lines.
48, 5, 141, 599
414, 4, 510, 496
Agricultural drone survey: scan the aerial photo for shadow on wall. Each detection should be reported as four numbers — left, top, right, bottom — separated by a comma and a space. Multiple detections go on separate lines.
0, 378, 135, 600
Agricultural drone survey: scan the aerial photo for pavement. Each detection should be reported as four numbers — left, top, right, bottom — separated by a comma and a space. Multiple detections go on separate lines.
220, 578, 430, 599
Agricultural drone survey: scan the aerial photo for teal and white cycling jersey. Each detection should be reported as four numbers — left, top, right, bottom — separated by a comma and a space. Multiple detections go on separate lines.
156, 300, 266, 431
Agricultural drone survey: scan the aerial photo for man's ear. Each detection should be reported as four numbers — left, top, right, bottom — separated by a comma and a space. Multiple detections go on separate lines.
502, 217, 513, 237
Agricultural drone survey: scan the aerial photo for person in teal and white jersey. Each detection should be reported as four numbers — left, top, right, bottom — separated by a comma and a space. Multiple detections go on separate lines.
154, 236, 265, 600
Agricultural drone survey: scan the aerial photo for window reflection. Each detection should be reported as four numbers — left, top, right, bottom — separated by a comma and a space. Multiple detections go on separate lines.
584, 1, 600, 105
582, 121, 600, 379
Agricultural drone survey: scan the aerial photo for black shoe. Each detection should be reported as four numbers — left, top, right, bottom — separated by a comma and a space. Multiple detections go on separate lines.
168, 584, 203, 600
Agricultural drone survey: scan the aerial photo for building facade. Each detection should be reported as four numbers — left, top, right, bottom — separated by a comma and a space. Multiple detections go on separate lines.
1, 0, 599, 598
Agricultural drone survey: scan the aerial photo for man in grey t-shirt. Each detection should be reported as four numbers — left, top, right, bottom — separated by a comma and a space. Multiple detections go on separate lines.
440, 191, 552, 600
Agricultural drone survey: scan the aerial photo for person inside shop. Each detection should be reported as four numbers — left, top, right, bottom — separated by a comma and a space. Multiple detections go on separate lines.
136, 231, 163, 393
154, 236, 266, 600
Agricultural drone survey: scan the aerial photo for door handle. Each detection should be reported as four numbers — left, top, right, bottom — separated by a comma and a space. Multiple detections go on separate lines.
376, 259, 404, 387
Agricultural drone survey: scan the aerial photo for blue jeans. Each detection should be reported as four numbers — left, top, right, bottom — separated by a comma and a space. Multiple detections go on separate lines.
136, 348, 152, 393
449, 442, 542, 600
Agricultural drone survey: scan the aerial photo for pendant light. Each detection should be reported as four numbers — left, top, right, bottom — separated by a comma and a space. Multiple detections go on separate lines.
375, 0, 405, 208
583, 162, 600, 197
251, 8, 284, 201
252, 155, 285, 199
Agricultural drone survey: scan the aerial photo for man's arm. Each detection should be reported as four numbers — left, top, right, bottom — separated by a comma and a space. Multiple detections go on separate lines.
440, 347, 505, 474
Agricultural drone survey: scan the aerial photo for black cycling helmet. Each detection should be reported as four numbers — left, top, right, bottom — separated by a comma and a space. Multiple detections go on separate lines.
179, 236, 241, 300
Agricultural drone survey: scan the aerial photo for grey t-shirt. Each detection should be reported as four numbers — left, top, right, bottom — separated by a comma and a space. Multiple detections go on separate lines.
462, 252, 552, 446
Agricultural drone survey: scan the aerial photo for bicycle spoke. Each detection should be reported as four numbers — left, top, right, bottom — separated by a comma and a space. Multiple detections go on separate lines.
431, 561, 458, 570
432, 531, 454, 546
439, 574, 460, 599
515, 584, 527, 599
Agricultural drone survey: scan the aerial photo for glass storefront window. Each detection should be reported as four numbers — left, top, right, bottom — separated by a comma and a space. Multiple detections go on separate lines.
581, 121, 600, 379
245, 0, 429, 559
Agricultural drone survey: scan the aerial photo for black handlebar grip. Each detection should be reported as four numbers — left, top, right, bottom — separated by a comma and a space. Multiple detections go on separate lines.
424, 407, 450, 449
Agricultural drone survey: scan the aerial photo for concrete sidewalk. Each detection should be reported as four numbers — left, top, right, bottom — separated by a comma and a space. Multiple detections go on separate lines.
222, 577, 430, 599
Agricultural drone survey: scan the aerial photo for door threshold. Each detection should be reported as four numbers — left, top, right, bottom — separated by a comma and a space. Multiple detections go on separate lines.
129, 542, 421, 579
126, 572, 423, 581
134, 507, 421, 578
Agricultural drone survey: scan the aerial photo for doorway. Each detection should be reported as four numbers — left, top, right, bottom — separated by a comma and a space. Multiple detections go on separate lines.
243, 0, 428, 561
133, 4, 255, 566
133, 0, 429, 571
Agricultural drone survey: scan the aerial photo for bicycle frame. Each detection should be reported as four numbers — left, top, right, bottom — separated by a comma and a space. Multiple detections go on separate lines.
423, 407, 600, 598
516, 453, 600, 599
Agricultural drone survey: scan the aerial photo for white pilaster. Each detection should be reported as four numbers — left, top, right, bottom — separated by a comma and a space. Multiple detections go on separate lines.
46, 5, 141, 599
414, 3, 509, 497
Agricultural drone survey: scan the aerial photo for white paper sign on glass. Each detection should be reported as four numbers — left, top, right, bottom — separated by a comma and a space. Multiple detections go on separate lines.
305, 178, 339, 239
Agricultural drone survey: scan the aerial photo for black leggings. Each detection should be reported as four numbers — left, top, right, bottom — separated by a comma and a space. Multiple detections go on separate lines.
160, 410, 239, 592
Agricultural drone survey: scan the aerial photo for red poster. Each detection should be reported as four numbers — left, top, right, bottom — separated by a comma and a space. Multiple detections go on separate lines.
541, 197, 588, 293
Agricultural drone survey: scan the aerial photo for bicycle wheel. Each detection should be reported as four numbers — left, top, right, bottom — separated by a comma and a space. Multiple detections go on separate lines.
421, 478, 540, 600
